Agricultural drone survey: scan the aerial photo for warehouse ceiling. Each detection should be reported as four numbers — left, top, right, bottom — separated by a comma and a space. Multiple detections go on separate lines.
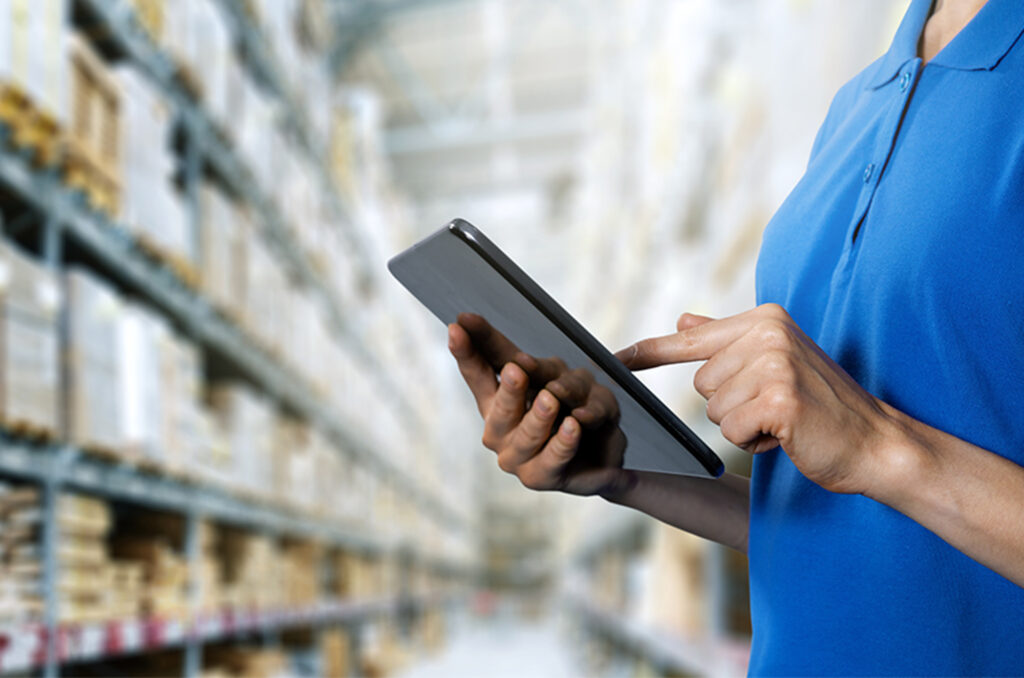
335, 0, 594, 208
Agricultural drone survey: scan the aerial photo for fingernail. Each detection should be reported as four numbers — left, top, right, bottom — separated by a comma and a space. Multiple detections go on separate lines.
502, 367, 521, 388
560, 418, 577, 437
536, 392, 554, 415
619, 345, 637, 364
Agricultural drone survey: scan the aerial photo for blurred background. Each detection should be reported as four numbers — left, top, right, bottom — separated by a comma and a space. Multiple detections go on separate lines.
0, 0, 908, 676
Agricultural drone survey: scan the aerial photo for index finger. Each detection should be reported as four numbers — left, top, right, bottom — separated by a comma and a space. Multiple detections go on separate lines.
449, 323, 498, 415
457, 313, 523, 370
616, 307, 764, 370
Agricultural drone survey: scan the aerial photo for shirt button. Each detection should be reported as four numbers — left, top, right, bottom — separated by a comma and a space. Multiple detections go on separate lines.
863, 163, 875, 183
899, 71, 911, 92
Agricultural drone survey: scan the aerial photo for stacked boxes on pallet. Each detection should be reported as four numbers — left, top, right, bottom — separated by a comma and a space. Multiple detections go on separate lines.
199, 183, 245, 318
116, 65, 191, 268
53, 494, 113, 624
66, 268, 124, 455
118, 302, 170, 465
0, 0, 68, 166
280, 540, 320, 608
0, 484, 44, 624
203, 646, 288, 678
67, 268, 207, 470
0, 241, 60, 437
218, 529, 280, 611
65, 34, 120, 215
110, 533, 189, 621
206, 384, 275, 496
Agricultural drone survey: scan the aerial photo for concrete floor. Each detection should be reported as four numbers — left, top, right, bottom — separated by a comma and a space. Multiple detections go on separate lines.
396, 612, 584, 678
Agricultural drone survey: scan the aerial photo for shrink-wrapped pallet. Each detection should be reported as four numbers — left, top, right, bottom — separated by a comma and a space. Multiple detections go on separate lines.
207, 383, 275, 497
199, 183, 242, 314
0, 242, 60, 436
66, 268, 123, 455
118, 303, 168, 465
0, 0, 68, 164
192, 0, 231, 127
116, 65, 190, 264
159, 332, 203, 475
243, 232, 288, 354
161, 0, 202, 95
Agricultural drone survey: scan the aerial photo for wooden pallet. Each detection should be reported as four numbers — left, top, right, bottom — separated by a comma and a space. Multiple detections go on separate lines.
136, 233, 200, 290
1, 417, 57, 445
78, 440, 127, 465
0, 83, 64, 168
64, 139, 120, 217
134, 453, 166, 476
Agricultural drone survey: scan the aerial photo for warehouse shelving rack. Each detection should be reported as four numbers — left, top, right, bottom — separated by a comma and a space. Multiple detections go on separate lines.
0, 137, 467, 678
566, 509, 749, 677
564, 595, 750, 678
0, 1, 476, 676
73, 0, 444, 516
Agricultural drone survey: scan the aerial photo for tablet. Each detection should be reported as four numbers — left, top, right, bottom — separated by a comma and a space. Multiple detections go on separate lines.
387, 219, 723, 478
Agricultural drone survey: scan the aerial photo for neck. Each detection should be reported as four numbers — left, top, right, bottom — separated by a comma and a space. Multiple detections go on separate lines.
919, 0, 989, 63
931, 0, 988, 18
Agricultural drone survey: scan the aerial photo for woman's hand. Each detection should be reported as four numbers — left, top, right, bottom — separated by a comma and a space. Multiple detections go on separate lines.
448, 313, 635, 498
617, 304, 907, 496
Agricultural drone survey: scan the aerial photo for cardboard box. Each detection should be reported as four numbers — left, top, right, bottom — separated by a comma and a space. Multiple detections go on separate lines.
207, 384, 275, 497
65, 33, 120, 214
0, 242, 60, 435
66, 268, 123, 454
199, 183, 242, 314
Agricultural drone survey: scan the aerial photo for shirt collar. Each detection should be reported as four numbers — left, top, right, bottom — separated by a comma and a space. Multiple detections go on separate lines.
867, 0, 1024, 89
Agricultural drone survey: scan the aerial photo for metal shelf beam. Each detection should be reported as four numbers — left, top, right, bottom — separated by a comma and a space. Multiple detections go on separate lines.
0, 441, 381, 553
0, 594, 448, 675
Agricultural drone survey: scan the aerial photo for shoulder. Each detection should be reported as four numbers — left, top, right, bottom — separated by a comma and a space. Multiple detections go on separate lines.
806, 57, 885, 165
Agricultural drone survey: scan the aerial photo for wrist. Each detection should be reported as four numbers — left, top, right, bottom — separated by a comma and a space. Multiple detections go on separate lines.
599, 470, 641, 505
861, 402, 936, 508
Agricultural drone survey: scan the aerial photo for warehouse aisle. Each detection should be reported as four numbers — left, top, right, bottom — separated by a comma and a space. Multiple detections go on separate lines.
398, 613, 581, 678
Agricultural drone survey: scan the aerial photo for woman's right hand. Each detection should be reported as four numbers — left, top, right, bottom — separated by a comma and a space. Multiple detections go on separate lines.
447, 313, 635, 498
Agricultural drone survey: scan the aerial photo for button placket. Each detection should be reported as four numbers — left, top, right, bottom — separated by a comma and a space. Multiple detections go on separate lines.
830, 58, 922, 292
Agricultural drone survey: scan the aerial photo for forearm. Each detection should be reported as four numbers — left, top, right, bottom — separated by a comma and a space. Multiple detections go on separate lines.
868, 405, 1024, 587
603, 470, 750, 552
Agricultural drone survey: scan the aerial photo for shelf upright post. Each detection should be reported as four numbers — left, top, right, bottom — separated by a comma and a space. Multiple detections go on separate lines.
183, 114, 203, 276
261, 529, 282, 651
41, 174, 67, 678
184, 506, 203, 678
344, 620, 364, 678
41, 462, 61, 678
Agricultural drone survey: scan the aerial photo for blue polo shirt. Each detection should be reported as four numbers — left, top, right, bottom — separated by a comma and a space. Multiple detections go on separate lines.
750, 0, 1024, 675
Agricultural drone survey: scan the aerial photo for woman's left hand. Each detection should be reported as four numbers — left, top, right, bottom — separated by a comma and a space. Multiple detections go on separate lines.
616, 303, 906, 496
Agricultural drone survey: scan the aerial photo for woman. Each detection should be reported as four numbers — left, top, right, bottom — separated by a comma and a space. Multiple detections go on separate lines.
448, 0, 1024, 674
